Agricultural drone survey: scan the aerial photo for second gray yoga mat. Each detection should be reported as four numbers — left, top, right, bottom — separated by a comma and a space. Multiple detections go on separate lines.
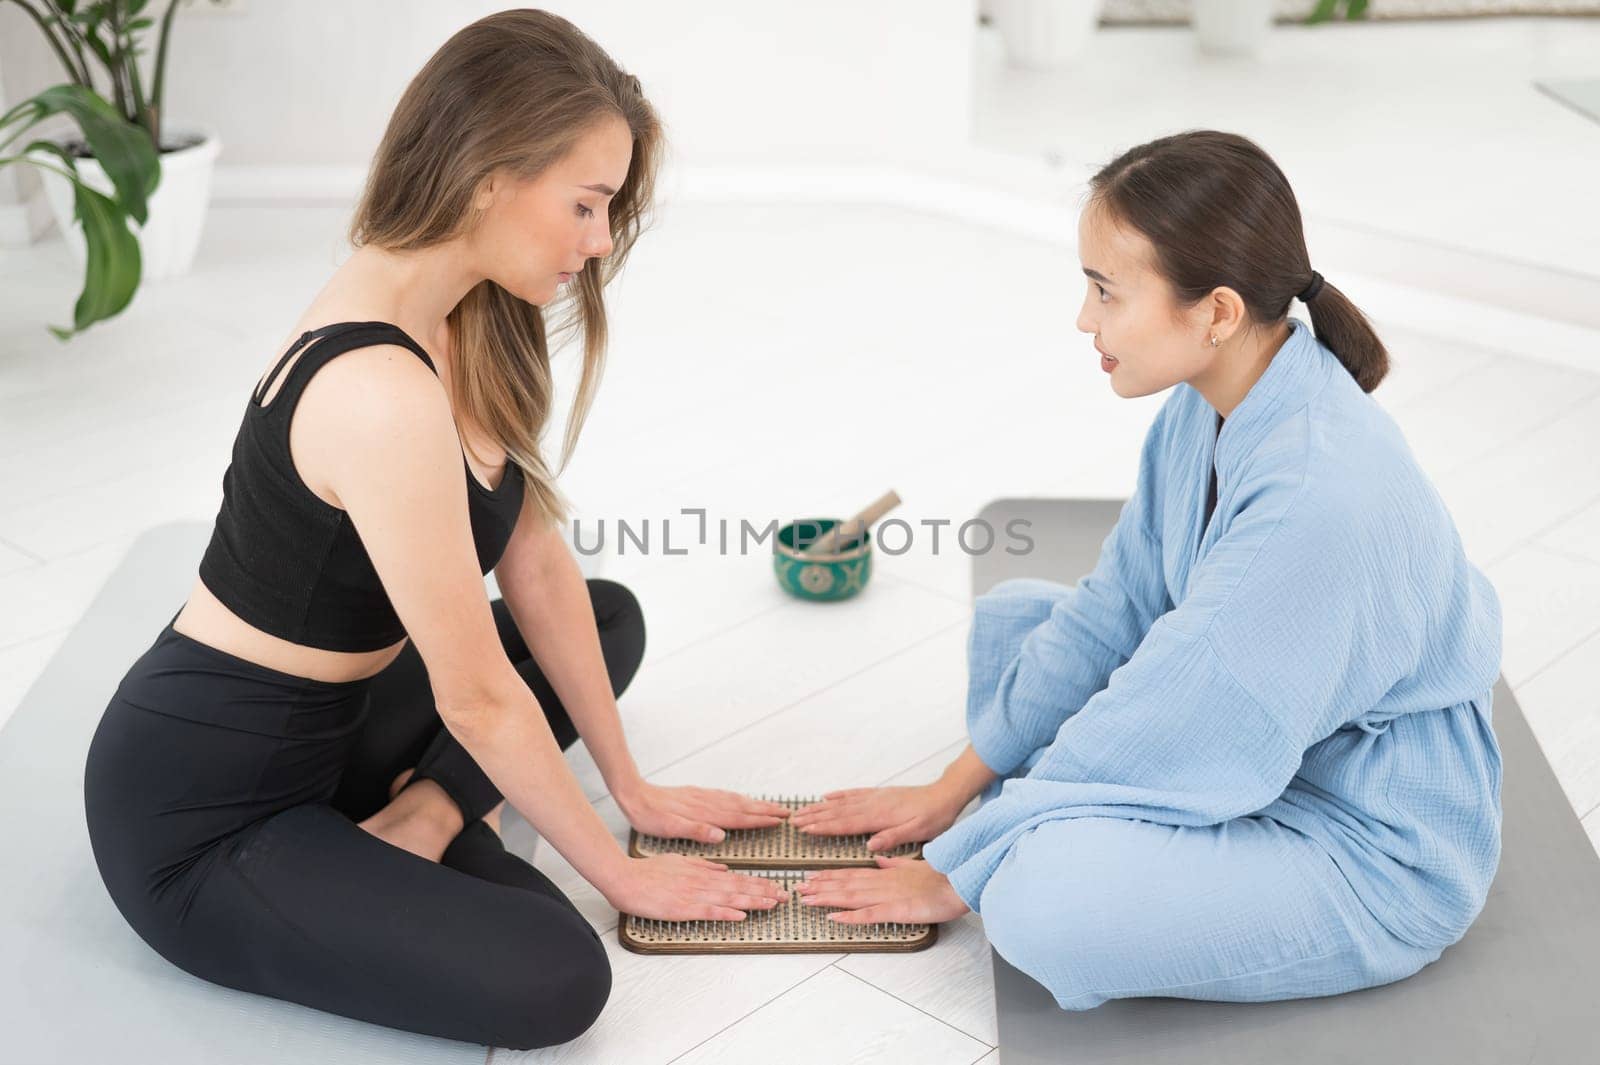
974, 498, 1600, 1065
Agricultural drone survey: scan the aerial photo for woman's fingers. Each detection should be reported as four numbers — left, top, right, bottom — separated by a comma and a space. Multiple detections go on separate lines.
795, 790, 859, 815
866, 822, 922, 853
689, 788, 790, 818
673, 792, 788, 830
793, 796, 909, 832
797, 813, 881, 836
663, 815, 727, 844
696, 870, 787, 899
739, 875, 790, 900
713, 892, 781, 910
796, 875, 897, 906
703, 810, 787, 830
828, 903, 903, 925
681, 879, 789, 914
726, 879, 787, 902
688, 905, 749, 922
798, 887, 888, 909
798, 793, 872, 811
745, 795, 793, 818
791, 795, 872, 826
798, 867, 877, 888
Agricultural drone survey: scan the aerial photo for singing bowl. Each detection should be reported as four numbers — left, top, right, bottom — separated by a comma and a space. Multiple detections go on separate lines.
773, 518, 874, 602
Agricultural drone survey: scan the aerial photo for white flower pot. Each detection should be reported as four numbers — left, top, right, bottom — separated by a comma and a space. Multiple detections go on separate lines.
1193, 0, 1274, 57
35, 129, 220, 281
992, 0, 1106, 71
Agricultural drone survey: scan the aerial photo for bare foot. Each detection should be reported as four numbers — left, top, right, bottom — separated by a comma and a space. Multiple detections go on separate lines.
482, 801, 505, 838
395, 766, 505, 837
388, 766, 415, 800
357, 768, 465, 863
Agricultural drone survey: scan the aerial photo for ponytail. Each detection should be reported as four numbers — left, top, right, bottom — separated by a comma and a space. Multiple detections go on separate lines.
1090, 130, 1390, 393
1299, 279, 1388, 393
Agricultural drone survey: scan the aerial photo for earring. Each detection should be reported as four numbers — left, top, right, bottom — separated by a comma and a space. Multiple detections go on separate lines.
1210, 335, 1219, 347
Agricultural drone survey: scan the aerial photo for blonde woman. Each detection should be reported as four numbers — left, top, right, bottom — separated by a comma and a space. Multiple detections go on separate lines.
83, 10, 786, 1050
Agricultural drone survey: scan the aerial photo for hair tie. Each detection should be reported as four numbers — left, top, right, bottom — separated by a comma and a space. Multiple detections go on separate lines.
1298, 270, 1325, 303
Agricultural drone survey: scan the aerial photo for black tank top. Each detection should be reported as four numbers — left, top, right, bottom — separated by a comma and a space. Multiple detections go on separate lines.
198, 321, 527, 652
1203, 412, 1223, 535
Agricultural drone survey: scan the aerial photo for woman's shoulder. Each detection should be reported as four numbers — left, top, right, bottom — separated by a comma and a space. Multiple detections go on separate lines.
279, 333, 458, 509
292, 339, 445, 426
1251, 392, 1458, 566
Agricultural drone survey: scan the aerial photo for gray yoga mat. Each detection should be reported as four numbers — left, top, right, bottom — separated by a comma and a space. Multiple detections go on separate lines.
974, 498, 1600, 1065
1536, 78, 1600, 127
0, 522, 485, 1064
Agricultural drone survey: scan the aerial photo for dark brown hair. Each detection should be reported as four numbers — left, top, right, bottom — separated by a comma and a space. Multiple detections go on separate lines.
350, 9, 662, 523
1088, 130, 1388, 393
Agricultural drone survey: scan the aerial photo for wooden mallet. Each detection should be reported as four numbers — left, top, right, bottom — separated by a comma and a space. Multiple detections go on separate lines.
799, 490, 902, 557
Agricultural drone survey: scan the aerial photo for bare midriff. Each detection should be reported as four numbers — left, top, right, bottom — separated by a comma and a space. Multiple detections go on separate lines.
171, 577, 408, 684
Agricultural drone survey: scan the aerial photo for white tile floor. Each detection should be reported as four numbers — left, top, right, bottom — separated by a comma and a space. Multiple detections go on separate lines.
4, 18, 1600, 1065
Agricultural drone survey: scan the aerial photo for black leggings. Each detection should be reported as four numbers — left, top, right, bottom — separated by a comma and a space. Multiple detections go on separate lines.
83, 582, 646, 1051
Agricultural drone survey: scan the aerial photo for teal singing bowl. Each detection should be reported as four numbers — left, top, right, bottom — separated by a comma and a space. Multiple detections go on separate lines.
773, 518, 874, 602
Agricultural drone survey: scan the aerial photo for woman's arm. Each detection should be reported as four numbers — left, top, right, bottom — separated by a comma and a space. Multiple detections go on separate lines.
303, 347, 783, 919
493, 515, 644, 798
790, 405, 1184, 846
960, 405, 1176, 778
447, 662, 784, 918
493, 515, 789, 842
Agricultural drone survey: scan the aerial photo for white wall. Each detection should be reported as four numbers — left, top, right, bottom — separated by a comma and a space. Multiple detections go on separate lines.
0, 46, 52, 245
0, 1, 976, 189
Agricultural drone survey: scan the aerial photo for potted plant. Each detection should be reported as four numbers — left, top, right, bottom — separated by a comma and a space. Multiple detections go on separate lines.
1, 0, 221, 337
2, 82, 157, 337
1194, 0, 1370, 58
1307, 0, 1371, 24
1192, 0, 1275, 57
990, 0, 1107, 71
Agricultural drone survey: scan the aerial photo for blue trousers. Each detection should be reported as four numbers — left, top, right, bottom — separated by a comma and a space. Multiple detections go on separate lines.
978, 805, 1445, 1010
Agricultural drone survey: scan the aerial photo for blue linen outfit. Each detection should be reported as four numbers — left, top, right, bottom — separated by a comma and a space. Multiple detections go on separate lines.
924, 318, 1503, 1010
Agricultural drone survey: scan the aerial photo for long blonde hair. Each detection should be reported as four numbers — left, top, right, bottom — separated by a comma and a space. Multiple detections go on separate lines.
349, 9, 661, 524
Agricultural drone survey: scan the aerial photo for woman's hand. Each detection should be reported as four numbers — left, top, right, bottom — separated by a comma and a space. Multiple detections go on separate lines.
600, 854, 790, 922
789, 784, 968, 853
796, 856, 969, 925
616, 781, 790, 844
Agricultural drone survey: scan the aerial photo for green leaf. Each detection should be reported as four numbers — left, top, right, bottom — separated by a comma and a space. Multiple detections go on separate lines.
82, 27, 116, 68
0, 96, 42, 147
1306, 0, 1370, 20
70, 178, 143, 333
21, 140, 143, 337
1307, 0, 1339, 22
24, 84, 158, 224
